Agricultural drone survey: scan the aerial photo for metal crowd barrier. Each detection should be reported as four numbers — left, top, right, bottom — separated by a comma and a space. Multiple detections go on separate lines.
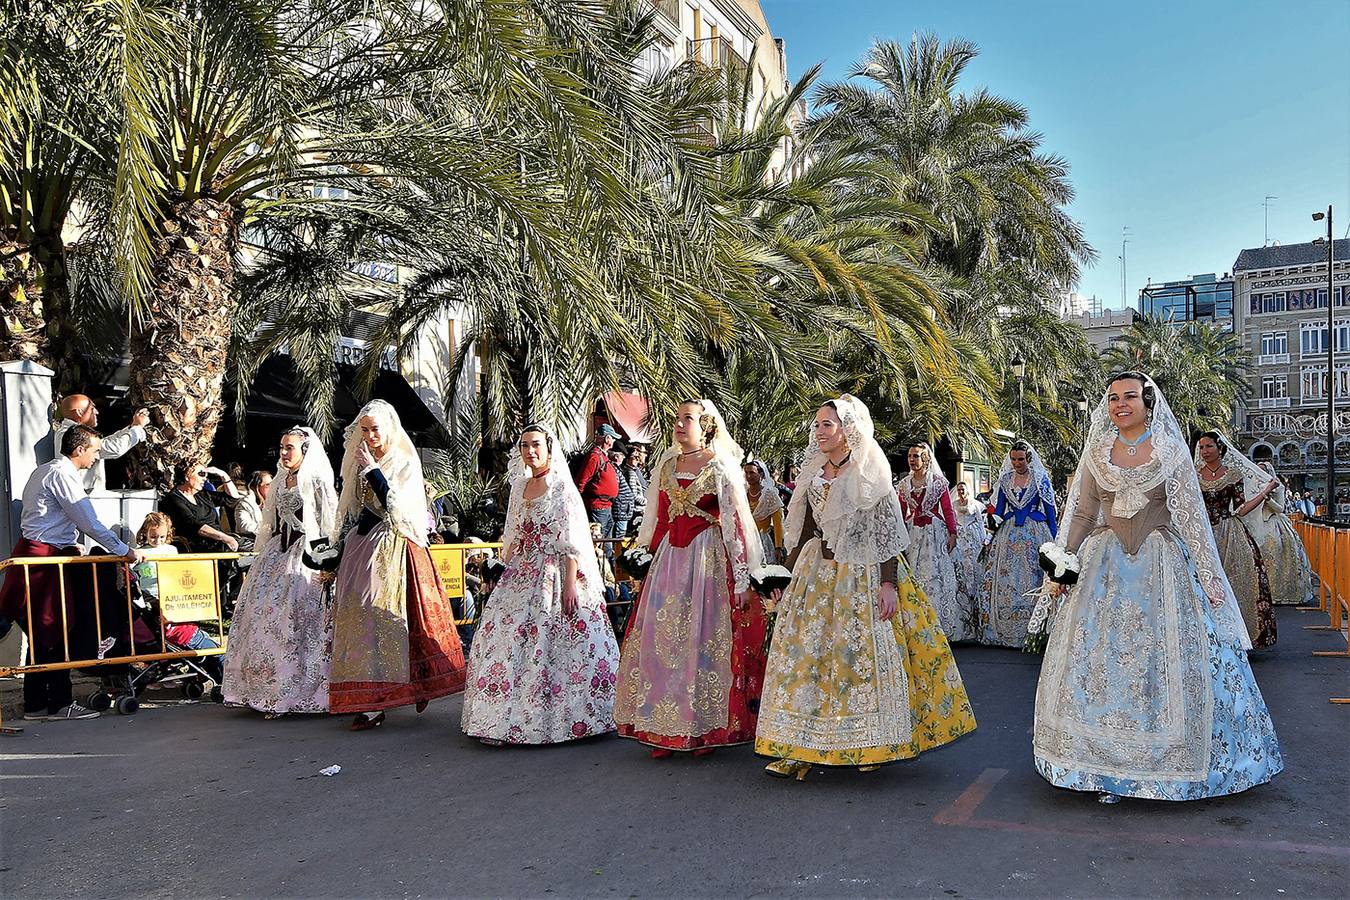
430, 538, 641, 627
0, 552, 234, 732
1, 539, 646, 731
1292, 516, 1349, 704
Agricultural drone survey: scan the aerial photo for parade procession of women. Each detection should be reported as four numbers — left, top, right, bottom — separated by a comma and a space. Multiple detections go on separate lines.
208, 370, 1308, 805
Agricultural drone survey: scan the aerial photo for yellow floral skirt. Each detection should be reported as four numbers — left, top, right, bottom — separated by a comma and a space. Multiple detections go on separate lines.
754, 542, 976, 766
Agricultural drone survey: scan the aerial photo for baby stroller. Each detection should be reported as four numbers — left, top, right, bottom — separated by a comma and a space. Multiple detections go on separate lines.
86, 570, 224, 715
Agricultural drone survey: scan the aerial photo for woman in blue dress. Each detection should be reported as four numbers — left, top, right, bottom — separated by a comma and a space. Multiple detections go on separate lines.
979, 440, 1057, 647
1030, 371, 1282, 803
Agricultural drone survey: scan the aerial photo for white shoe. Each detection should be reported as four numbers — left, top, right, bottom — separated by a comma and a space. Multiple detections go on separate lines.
48, 703, 99, 720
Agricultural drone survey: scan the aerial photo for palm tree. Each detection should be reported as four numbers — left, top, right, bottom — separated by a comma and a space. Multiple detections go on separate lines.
0, 0, 148, 384
806, 33, 1096, 451
102, 0, 467, 484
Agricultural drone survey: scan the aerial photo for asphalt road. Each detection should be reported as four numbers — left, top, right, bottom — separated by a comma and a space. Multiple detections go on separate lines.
2, 607, 1347, 899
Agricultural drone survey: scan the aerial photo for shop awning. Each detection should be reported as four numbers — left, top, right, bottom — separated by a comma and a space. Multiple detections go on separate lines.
602, 392, 656, 445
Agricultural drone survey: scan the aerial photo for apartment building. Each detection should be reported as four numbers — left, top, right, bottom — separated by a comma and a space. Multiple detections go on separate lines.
1232, 238, 1350, 494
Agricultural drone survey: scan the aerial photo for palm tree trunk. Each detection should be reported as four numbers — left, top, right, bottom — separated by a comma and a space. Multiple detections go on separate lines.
0, 228, 52, 366
127, 198, 240, 488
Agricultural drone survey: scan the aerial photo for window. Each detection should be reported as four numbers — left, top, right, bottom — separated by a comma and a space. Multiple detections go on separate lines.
1301, 322, 1350, 355
1260, 332, 1287, 356
1303, 366, 1326, 400
1302, 365, 1350, 401
1251, 291, 1287, 314
1261, 375, 1288, 399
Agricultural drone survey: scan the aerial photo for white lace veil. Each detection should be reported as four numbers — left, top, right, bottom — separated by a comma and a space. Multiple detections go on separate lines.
900, 442, 951, 515
996, 441, 1055, 511
501, 424, 603, 592
336, 399, 430, 546
254, 426, 338, 550
1057, 373, 1250, 649
784, 394, 909, 566
1193, 432, 1275, 496
635, 399, 762, 590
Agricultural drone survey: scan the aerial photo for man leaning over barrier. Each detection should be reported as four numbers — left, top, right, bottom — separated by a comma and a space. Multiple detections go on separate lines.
0, 425, 145, 721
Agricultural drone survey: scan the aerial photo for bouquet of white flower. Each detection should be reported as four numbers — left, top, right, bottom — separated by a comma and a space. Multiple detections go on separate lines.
1037, 542, 1080, 585
749, 564, 792, 597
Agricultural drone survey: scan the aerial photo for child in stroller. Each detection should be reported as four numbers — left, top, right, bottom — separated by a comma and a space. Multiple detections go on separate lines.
89, 514, 225, 713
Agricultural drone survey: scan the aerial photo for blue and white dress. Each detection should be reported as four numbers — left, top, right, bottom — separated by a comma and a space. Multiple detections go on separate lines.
979, 474, 1057, 647
1034, 442, 1282, 800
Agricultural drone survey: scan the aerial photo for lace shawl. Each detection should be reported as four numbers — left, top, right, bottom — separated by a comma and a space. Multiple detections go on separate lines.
255, 426, 337, 550
501, 466, 603, 592
336, 400, 431, 547
784, 394, 909, 566
1058, 380, 1251, 650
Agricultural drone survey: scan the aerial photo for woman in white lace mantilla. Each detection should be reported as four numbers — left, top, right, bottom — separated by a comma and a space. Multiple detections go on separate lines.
744, 459, 786, 565
1033, 372, 1282, 803
754, 396, 975, 780
460, 425, 619, 745
223, 427, 338, 715
952, 480, 989, 617
1195, 433, 1278, 647
979, 440, 1058, 647
1242, 461, 1316, 606
329, 400, 466, 731
898, 443, 967, 641
613, 400, 768, 756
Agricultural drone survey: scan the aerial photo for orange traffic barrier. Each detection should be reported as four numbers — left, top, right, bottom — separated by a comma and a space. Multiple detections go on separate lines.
1297, 517, 1349, 704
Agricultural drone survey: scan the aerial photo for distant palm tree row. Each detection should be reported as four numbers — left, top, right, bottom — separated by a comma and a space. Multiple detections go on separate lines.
0, 1, 1247, 484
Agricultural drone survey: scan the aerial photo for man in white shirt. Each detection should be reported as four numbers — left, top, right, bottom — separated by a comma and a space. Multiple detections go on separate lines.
0, 425, 144, 721
51, 394, 150, 493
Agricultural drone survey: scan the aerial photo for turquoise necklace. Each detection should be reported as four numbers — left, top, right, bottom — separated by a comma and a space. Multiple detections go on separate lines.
1118, 426, 1152, 456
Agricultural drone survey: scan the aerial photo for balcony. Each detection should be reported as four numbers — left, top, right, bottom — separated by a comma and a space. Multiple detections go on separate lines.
1257, 397, 1292, 409
1257, 353, 1290, 366
686, 36, 748, 80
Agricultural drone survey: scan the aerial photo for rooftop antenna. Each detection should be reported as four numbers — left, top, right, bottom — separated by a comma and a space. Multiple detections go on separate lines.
1119, 226, 1132, 309
1263, 195, 1278, 246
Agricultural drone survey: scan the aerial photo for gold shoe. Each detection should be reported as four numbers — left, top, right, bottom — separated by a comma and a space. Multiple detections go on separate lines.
858, 765, 881, 773
765, 759, 810, 781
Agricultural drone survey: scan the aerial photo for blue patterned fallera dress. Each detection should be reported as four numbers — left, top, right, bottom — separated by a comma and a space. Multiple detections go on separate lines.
1034, 451, 1282, 800
979, 475, 1057, 647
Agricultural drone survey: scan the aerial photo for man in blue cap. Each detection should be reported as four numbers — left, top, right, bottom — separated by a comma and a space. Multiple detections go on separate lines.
573, 423, 621, 538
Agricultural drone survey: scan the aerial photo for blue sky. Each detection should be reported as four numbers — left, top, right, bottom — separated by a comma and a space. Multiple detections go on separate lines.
763, 0, 1350, 310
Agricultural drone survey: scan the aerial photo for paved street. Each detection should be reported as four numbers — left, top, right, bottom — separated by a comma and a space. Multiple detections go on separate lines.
3, 607, 1347, 899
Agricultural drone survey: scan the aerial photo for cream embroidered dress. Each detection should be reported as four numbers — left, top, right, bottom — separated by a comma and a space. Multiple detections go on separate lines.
754, 396, 976, 767
1034, 380, 1282, 800
461, 466, 619, 744
223, 434, 337, 714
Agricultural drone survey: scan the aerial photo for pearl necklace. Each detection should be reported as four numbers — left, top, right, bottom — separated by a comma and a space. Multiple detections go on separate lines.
1118, 427, 1152, 457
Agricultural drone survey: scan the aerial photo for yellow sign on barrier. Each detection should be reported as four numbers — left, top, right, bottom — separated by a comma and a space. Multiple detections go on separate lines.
156, 559, 219, 623
430, 546, 465, 599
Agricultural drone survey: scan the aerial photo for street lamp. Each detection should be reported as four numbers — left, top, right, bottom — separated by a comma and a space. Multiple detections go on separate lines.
1312, 206, 1334, 518
1011, 355, 1026, 432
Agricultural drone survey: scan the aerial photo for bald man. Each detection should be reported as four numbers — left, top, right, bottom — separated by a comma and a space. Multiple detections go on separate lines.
51, 394, 150, 493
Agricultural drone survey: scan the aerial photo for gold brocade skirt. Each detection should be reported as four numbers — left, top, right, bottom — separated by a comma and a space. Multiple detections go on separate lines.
754, 542, 976, 766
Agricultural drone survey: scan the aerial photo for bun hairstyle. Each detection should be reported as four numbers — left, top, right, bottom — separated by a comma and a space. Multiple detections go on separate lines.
1198, 430, 1229, 457
909, 443, 931, 466
519, 423, 554, 453
1010, 439, 1032, 456
1106, 370, 1156, 410
679, 399, 718, 446
282, 426, 311, 455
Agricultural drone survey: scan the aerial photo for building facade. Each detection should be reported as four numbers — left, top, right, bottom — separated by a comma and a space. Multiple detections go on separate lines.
1138, 272, 1234, 325
1061, 307, 1137, 352
1232, 238, 1350, 496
